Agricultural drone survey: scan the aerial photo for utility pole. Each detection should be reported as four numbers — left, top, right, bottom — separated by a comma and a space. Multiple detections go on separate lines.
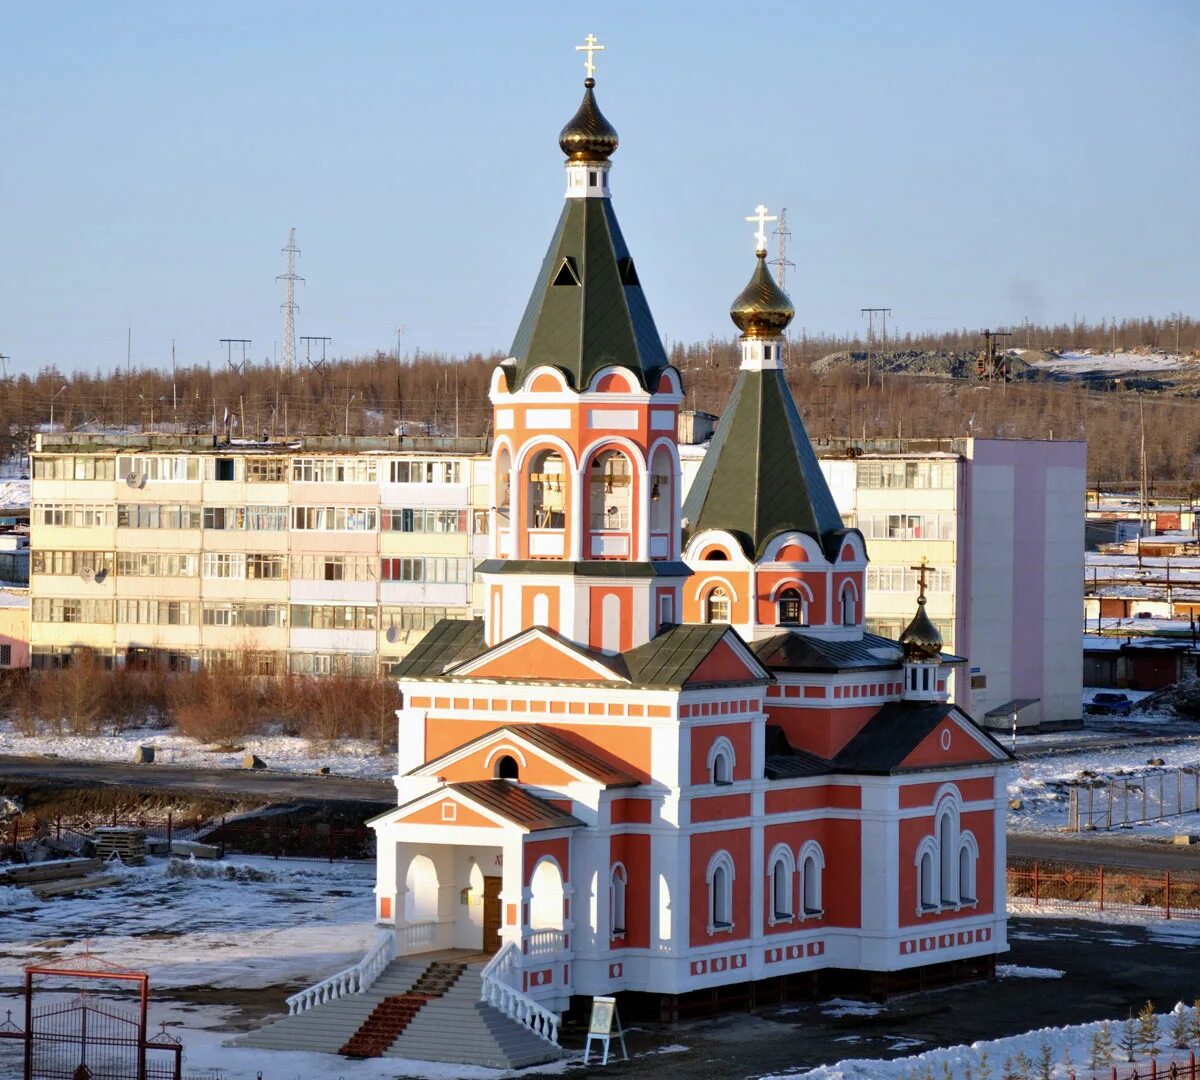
220, 339, 252, 375
771, 208, 795, 290
860, 308, 891, 389
278, 229, 304, 373
0, 354, 9, 379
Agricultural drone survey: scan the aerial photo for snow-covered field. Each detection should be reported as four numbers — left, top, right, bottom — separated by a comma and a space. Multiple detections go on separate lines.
0, 718, 394, 778
1029, 350, 1195, 377
0, 478, 29, 508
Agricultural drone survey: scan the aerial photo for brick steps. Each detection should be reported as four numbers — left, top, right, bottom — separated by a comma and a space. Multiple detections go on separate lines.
338, 961, 465, 1059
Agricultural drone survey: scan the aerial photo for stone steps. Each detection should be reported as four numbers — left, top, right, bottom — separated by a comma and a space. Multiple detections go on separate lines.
231, 955, 563, 1069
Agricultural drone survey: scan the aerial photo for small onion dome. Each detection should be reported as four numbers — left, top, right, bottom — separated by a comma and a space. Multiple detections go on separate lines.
899, 596, 943, 662
730, 252, 795, 338
559, 78, 619, 162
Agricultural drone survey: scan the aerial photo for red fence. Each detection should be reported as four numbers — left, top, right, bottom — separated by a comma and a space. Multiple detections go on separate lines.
2, 812, 373, 864
1007, 862, 1200, 920
1073, 1053, 1199, 1080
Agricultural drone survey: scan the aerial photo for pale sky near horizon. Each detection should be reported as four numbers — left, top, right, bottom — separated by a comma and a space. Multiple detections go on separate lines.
2, 1, 1197, 377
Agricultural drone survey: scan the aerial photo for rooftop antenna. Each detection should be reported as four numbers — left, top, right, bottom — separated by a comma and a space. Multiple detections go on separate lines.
278, 228, 304, 373
771, 207, 794, 290
220, 338, 251, 375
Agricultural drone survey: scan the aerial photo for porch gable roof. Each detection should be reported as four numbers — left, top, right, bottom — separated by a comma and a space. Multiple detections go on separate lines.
374, 780, 585, 833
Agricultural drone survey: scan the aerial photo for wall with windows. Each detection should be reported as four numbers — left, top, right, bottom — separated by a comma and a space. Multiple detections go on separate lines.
28, 439, 491, 673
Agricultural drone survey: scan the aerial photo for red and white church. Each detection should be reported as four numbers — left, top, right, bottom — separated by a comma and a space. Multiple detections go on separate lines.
370, 60, 1012, 1015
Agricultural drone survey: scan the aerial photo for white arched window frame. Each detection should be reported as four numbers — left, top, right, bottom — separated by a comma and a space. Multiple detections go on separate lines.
610, 863, 628, 938
935, 793, 962, 907
766, 844, 795, 923
958, 830, 979, 905
798, 840, 825, 917
706, 851, 735, 934
915, 835, 940, 913
706, 736, 736, 786
839, 580, 858, 626
704, 586, 731, 625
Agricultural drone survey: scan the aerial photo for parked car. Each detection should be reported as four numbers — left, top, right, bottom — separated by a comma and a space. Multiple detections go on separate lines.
1087, 691, 1133, 716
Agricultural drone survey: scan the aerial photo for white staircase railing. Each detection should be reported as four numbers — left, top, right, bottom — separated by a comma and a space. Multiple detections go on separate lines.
480, 942, 561, 1046
286, 929, 395, 1015
396, 919, 438, 955
526, 928, 565, 957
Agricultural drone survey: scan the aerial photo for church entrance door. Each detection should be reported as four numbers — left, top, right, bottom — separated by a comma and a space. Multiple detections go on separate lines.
482, 876, 503, 953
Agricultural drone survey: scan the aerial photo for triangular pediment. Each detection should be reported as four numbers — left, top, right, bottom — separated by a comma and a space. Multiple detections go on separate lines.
444, 626, 629, 684
899, 707, 1012, 770
685, 633, 771, 686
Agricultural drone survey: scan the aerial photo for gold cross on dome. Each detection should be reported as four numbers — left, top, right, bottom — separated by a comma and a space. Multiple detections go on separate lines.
746, 203, 777, 253
576, 33, 605, 79
910, 556, 936, 597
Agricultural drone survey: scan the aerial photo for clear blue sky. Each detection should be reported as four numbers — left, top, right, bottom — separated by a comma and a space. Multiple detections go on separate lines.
2, 1, 1197, 375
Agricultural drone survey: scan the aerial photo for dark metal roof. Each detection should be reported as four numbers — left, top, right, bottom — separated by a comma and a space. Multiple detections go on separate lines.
622, 623, 769, 689
449, 780, 584, 831
983, 697, 1041, 719
751, 630, 906, 673
413, 724, 638, 787
681, 365, 847, 559
505, 197, 670, 392
477, 559, 691, 580
763, 725, 833, 779
393, 618, 486, 679
831, 701, 1013, 774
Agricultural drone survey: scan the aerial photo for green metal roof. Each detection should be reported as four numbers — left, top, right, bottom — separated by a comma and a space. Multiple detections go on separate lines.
622, 623, 770, 690
504, 198, 669, 391
392, 618, 486, 679
682, 366, 847, 559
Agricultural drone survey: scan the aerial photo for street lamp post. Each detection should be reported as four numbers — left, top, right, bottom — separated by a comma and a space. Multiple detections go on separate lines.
49, 384, 68, 432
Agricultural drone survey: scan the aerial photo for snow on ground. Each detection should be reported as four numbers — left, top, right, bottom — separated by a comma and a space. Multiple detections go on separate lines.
1007, 727, 1200, 835
0, 718, 394, 779
0, 856, 378, 989
0, 479, 29, 508
995, 964, 1065, 979
822, 999, 886, 1019
767, 1003, 1199, 1080
1031, 350, 1195, 376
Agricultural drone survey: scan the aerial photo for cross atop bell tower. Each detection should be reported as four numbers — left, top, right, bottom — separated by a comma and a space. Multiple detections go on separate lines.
575, 33, 605, 79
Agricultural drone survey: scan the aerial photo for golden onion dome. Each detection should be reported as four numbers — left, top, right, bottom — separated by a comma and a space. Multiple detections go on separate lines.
899, 596, 943, 662
730, 252, 795, 338
559, 78, 619, 162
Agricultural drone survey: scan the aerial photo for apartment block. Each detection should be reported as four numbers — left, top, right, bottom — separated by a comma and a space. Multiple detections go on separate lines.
28, 433, 491, 674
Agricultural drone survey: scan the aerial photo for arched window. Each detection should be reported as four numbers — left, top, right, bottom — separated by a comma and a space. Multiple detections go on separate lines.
495, 446, 512, 525
404, 854, 439, 923
767, 845, 794, 921
705, 587, 731, 624
529, 858, 565, 932
777, 587, 807, 626
589, 449, 632, 531
958, 832, 979, 904
707, 737, 735, 785
703, 548, 728, 561
649, 446, 672, 535
840, 583, 856, 626
610, 864, 627, 937
707, 851, 735, 932
527, 449, 566, 529
937, 808, 956, 903
919, 848, 937, 910
494, 754, 519, 780
799, 841, 824, 916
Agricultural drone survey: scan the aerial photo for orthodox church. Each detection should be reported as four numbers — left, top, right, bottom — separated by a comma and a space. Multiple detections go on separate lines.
370, 49, 1012, 1016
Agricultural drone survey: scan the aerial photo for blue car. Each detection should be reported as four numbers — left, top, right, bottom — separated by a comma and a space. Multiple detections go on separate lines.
1087, 691, 1133, 716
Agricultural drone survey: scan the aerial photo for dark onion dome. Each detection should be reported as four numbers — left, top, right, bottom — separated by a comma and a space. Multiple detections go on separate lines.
730, 252, 795, 338
559, 78, 619, 162
899, 595, 943, 661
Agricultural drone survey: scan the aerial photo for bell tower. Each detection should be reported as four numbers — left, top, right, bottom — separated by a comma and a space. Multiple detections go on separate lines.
479, 37, 690, 653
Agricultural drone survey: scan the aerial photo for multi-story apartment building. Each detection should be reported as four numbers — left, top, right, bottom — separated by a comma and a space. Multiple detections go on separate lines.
682, 436, 1086, 728
28, 433, 491, 674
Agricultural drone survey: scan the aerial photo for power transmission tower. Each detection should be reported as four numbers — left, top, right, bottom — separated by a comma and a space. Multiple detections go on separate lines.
299, 336, 332, 373
771, 208, 794, 290
860, 307, 891, 389
0, 354, 9, 379
277, 228, 304, 373
220, 338, 252, 375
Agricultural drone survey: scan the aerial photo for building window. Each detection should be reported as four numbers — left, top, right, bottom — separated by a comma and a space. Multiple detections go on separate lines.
918, 844, 938, 912
704, 587, 731, 625
799, 842, 824, 916
707, 737, 735, 785
840, 585, 856, 626
388, 459, 461, 484
959, 833, 979, 904
0, 644, 11, 666
706, 852, 734, 933
610, 864, 627, 937
380, 557, 470, 585
494, 754, 519, 780
527, 450, 566, 529
767, 846, 794, 921
777, 588, 807, 626
202, 552, 246, 580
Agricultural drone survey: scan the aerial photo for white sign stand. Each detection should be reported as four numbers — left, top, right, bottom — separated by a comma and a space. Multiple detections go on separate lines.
583, 995, 628, 1065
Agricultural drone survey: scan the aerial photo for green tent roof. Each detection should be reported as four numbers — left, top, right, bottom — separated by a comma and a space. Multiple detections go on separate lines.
682, 366, 847, 560
504, 197, 669, 392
